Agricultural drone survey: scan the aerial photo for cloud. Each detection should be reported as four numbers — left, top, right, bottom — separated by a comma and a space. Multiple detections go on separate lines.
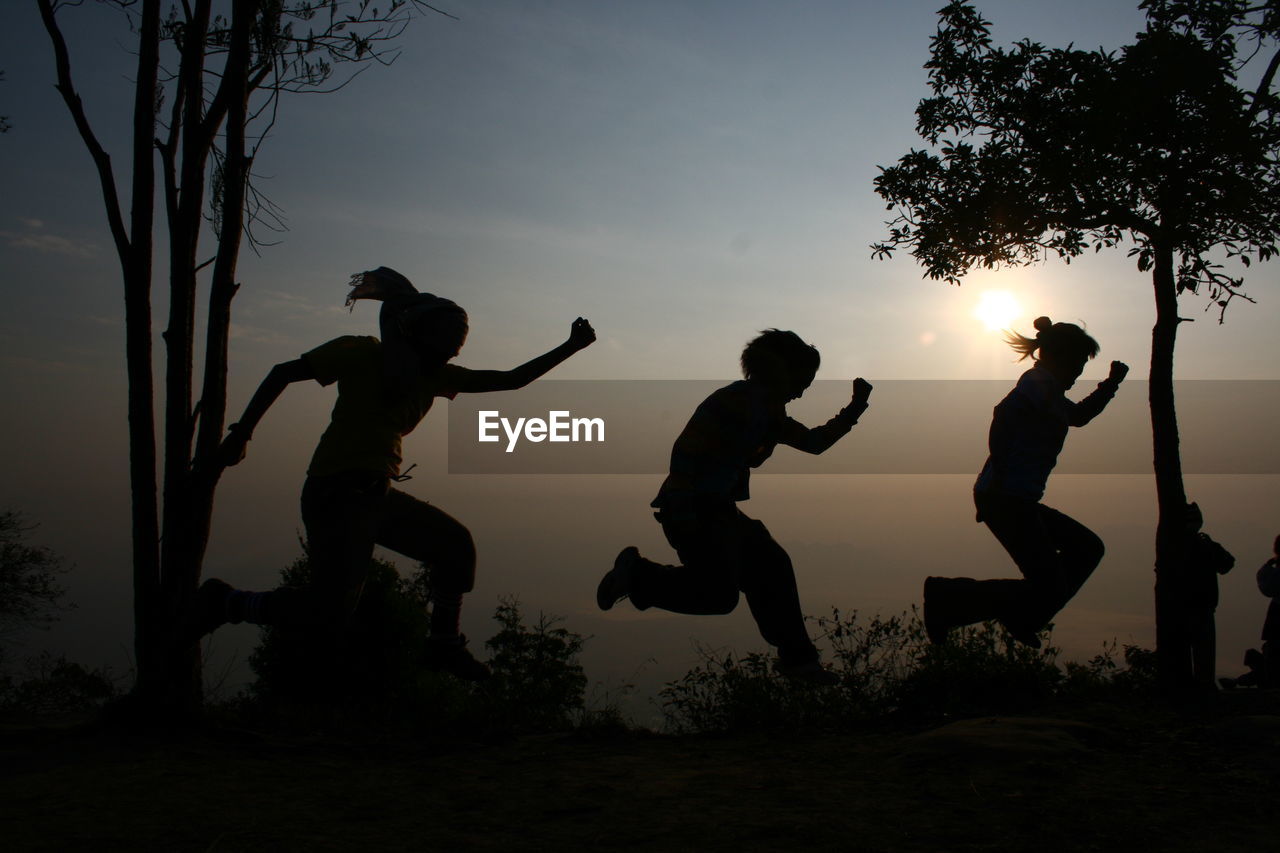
1, 221, 99, 258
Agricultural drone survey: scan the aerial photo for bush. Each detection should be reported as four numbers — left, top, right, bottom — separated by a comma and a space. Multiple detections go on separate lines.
0, 509, 72, 648
660, 608, 1155, 734
481, 598, 588, 731
246, 555, 436, 708
0, 652, 118, 719
243, 557, 592, 734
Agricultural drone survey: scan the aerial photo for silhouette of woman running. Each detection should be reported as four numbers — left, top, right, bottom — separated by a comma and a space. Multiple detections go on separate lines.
193, 267, 595, 680
596, 329, 872, 684
924, 316, 1128, 647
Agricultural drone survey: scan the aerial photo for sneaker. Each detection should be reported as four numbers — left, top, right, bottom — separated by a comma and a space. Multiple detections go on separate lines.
775, 656, 839, 687
190, 578, 233, 639
424, 635, 491, 682
596, 546, 639, 611
922, 576, 955, 644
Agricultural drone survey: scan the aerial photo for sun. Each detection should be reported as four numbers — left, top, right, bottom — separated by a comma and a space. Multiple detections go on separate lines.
973, 290, 1021, 332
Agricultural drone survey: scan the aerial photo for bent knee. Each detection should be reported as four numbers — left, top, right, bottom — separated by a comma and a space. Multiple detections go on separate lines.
707, 589, 741, 615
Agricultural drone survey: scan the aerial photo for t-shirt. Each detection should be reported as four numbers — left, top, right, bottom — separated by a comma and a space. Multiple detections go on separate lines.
974, 365, 1119, 502
652, 379, 856, 510
302, 336, 467, 477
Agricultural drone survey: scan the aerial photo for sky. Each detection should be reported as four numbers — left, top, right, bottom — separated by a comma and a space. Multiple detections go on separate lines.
2, 0, 1279, 722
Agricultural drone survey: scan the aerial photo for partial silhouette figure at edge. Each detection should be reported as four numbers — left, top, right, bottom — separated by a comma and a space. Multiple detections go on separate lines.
192, 266, 596, 684
1161, 501, 1234, 691
924, 316, 1128, 648
1222, 534, 1280, 690
596, 329, 873, 686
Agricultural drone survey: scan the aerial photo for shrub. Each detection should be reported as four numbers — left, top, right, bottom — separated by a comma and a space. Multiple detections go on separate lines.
244, 557, 592, 734
246, 555, 435, 708
481, 598, 587, 732
661, 608, 1155, 734
0, 652, 118, 719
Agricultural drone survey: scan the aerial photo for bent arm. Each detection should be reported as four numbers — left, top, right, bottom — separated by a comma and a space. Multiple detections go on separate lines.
1068, 361, 1127, 427
778, 408, 859, 455
779, 379, 873, 455
449, 318, 595, 394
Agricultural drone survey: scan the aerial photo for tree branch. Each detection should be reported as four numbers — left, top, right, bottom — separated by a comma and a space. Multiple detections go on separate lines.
36, 0, 131, 262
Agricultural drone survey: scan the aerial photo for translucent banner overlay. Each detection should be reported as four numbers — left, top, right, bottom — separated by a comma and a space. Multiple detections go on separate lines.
446, 380, 1279, 475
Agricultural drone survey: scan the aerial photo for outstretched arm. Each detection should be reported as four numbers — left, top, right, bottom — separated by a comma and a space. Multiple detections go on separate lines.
780, 378, 873, 455
218, 358, 316, 467
447, 318, 596, 394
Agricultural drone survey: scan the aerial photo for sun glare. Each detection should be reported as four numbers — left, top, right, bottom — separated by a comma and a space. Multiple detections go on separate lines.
973, 290, 1021, 332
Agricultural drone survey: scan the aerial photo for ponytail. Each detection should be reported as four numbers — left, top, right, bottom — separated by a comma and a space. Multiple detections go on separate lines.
1004, 315, 1099, 363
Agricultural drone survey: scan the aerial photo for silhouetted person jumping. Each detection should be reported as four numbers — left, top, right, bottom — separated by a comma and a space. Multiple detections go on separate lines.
1222, 536, 1280, 690
596, 329, 872, 684
193, 266, 595, 681
924, 316, 1128, 647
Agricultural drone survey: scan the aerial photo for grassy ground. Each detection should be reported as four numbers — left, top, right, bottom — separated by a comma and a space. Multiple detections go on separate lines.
4, 692, 1279, 852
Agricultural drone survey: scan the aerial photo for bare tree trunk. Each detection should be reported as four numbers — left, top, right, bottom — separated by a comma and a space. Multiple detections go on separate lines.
126, 0, 163, 702
36, 0, 165, 705
1150, 242, 1191, 692
159, 0, 256, 715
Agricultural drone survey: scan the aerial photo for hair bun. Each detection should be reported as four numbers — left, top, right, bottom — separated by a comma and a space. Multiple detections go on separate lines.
1033, 316, 1053, 334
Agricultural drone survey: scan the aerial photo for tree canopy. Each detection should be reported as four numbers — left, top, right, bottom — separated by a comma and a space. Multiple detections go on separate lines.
873, 0, 1279, 320
872, 0, 1279, 690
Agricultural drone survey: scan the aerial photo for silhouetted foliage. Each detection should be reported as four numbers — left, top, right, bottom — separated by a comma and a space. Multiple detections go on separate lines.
660, 609, 1156, 734
872, 0, 1279, 689
483, 598, 587, 732
245, 556, 591, 734
874, 0, 1279, 305
0, 652, 119, 719
246, 554, 433, 706
0, 510, 71, 651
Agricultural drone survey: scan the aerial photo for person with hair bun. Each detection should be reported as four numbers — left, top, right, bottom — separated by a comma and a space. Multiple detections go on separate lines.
924, 316, 1128, 647
192, 266, 596, 682
596, 329, 873, 684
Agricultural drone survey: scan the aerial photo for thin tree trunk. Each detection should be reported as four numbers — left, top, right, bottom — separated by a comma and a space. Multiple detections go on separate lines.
163, 0, 256, 713
1150, 243, 1191, 691
127, 0, 162, 701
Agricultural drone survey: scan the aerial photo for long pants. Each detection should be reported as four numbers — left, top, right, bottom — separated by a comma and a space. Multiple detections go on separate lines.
630, 506, 818, 665
945, 493, 1105, 633
263, 470, 476, 629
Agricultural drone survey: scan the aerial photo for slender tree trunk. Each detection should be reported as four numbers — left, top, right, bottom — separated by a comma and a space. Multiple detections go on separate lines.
1150, 242, 1191, 691
126, 0, 163, 702
160, 0, 256, 714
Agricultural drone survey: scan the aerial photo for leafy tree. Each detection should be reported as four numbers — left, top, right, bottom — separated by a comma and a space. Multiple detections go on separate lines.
873, 0, 1279, 689
35, 0, 454, 717
0, 510, 70, 652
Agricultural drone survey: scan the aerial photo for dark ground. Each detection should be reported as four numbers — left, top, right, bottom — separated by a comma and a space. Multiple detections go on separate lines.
4, 693, 1280, 852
